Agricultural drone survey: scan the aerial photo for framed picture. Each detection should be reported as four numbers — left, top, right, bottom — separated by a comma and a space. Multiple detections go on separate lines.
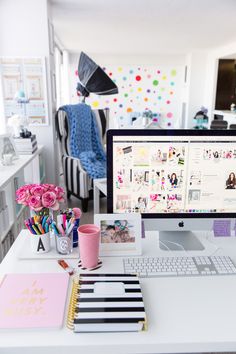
94, 213, 142, 256
0, 134, 18, 163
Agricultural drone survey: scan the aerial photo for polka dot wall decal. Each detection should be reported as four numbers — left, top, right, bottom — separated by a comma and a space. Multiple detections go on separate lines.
147, 74, 151, 79
127, 107, 133, 113
157, 70, 161, 74
170, 91, 173, 95
162, 76, 167, 80
136, 75, 141, 81
105, 100, 109, 104
158, 96, 162, 100
138, 87, 142, 92
144, 97, 148, 102
118, 67, 123, 72
170, 82, 175, 86
147, 89, 151, 93
119, 104, 123, 108
167, 112, 173, 118
168, 122, 172, 127
153, 80, 159, 86
124, 93, 128, 97
113, 98, 117, 102
75, 70, 78, 76
123, 76, 127, 81
129, 69, 134, 74
166, 100, 171, 104
171, 69, 177, 76
92, 101, 99, 108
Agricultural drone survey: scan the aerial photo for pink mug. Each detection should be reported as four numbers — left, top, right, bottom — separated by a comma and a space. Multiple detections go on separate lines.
78, 224, 100, 268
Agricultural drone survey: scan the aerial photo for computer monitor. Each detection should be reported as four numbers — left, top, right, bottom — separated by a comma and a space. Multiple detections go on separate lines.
107, 129, 236, 251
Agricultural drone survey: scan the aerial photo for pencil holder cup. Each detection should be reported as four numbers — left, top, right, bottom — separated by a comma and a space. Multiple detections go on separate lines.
30, 231, 51, 254
78, 224, 100, 269
55, 232, 73, 255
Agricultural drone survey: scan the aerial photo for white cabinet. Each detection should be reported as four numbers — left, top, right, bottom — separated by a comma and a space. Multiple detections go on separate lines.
0, 146, 44, 261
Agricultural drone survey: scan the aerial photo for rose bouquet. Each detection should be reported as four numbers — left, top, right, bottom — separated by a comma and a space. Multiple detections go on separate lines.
16, 183, 65, 214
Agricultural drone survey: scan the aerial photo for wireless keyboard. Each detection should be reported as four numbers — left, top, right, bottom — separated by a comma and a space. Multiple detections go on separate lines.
123, 256, 236, 278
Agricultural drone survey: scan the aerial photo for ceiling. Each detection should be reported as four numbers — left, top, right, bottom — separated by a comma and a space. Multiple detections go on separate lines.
50, 0, 236, 55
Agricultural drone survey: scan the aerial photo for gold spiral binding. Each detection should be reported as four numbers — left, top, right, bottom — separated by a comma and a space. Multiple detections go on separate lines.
67, 276, 80, 330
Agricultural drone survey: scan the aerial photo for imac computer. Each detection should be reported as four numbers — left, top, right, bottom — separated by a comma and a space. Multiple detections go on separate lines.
107, 129, 236, 251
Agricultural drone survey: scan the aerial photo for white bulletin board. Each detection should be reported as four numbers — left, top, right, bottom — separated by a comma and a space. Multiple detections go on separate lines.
0, 57, 49, 126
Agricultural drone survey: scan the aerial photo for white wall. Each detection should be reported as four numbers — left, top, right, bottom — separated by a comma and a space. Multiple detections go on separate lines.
68, 52, 187, 128
184, 52, 208, 128
0, 0, 57, 183
67, 52, 212, 129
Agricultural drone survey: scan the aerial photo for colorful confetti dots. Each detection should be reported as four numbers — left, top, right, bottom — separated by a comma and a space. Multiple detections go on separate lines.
109, 72, 112, 76
166, 100, 171, 104
168, 122, 172, 126
147, 74, 151, 79
129, 69, 134, 74
167, 112, 173, 118
75, 70, 78, 76
113, 98, 117, 102
158, 96, 162, 100
118, 67, 123, 72
162, 76, 167, 80
92, 101, 99, 108
170, 81, 175, 86
138, 87, 142, 92
123, 77, 127, 81
171, 69, 177, 76
147, 89, 151, 93
144, 98, 148, 102
136, 75, 141, 81
153, 80, 159, 86
157, 70, 161, 74
119, 104, 123, 108
170, 91, 174, 95
124, 93, 128, 97
127, 107, 133, 113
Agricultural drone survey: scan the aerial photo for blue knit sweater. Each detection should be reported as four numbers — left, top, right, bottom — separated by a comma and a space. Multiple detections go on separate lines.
60, 103, 106, 179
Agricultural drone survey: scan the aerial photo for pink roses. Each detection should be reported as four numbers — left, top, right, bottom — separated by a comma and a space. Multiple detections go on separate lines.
16, 183, 65, 211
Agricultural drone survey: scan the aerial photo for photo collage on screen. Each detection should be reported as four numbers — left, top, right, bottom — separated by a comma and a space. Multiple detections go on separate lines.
113, 141, 188, 213
113, 139, 236, 214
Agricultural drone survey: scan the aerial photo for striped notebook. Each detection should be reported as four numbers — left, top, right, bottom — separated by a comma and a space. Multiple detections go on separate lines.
67, 274, 147, 332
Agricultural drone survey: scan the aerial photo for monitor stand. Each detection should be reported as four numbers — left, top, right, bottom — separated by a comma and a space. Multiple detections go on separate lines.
159, 231, 205, 251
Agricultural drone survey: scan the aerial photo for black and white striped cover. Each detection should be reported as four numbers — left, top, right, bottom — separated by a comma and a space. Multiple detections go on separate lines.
67, 274, 147, 333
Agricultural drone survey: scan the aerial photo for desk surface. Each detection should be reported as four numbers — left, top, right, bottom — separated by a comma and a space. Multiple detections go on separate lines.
1, 230, 236, 354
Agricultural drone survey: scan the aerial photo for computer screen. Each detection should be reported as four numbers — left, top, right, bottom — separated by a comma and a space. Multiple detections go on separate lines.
107, 130, 236, 218
107, 129, 236, 250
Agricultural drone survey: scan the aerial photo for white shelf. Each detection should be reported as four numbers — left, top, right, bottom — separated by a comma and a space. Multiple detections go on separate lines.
0, 145, 44, 262
0, 145, 43, 190
1, 221, 14, 243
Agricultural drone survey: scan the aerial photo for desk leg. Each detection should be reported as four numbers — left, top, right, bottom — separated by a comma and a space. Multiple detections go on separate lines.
94, 183, 100, 214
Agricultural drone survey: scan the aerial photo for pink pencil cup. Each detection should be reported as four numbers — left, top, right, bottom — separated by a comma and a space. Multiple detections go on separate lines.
78, 224, 100, 268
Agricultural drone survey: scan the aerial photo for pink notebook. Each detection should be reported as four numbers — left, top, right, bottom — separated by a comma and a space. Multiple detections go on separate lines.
0, 273, 69, 329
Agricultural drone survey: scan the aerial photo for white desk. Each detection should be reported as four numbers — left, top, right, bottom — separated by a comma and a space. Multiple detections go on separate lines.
1, 230, 236, 354
93, 178, 107, 214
